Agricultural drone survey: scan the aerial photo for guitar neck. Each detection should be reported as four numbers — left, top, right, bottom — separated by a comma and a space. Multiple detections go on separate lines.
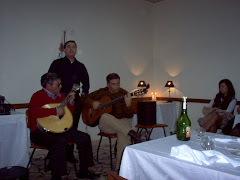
59, 94, 71, 108
58, 84, 80, 109
100, 92, 134, 109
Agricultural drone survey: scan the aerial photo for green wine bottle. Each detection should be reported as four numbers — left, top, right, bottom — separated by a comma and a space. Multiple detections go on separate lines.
177, 96, 191, 141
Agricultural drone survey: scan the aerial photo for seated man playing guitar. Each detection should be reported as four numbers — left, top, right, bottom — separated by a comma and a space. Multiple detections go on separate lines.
83, 73, 142, 171
28, 73, 99, 180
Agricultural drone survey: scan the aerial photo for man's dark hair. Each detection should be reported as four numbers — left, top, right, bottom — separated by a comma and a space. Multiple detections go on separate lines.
41, 73, 60, 88
64, 40, 77, 48
106, 73, 120, 83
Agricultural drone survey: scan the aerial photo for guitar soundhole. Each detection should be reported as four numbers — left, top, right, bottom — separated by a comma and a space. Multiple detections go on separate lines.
59, 115, 63, 119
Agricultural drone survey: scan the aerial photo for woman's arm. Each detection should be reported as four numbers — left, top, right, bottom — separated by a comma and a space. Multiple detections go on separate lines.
226, 98, 237, 113
208, 98, 214, 107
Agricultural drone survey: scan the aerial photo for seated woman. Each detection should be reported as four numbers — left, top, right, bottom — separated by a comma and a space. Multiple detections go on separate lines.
198, 79, 237, 133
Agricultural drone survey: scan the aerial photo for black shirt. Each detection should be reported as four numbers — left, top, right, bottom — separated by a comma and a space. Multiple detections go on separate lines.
48, 56, 90, 95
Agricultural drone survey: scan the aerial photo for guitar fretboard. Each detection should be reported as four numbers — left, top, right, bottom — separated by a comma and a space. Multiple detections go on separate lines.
99, 92, 135, 109
58, 84, 80, 109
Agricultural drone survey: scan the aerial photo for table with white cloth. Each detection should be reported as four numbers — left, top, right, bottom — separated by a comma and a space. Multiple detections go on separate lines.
120, 131, 240, 180
133, 101, 178, 138
0, 111, 29, 168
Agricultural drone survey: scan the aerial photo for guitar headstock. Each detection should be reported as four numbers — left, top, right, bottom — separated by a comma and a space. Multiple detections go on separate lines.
72, 84, 80, 92
133, 84, 150, 97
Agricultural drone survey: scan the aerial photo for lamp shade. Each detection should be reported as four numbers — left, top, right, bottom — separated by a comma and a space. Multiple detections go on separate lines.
137, 81, 147, 87
165, 81, 174, 87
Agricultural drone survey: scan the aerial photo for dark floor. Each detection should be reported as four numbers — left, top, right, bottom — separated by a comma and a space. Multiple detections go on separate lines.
28, 139, 117, 180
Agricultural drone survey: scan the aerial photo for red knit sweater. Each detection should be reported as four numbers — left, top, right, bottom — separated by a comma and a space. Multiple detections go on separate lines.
28, 89, 74, 132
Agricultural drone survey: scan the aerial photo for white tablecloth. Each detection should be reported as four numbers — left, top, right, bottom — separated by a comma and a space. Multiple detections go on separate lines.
0, 112, 29, 168
120, 131, 240, 180
133, 101, 178, 138
233, 114, 240, 127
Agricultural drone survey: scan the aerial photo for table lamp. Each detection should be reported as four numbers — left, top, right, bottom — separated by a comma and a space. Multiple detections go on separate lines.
165, 81, 174, 102
137, 81, 147, 88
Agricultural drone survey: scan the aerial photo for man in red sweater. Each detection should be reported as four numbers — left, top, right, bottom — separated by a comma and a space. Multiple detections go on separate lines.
28, 73, 99, 180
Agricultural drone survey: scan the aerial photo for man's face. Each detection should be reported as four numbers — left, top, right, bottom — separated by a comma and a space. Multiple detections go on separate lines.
64, 42, 77, 58
47, 79, 62, 95
107, 78, 120, 93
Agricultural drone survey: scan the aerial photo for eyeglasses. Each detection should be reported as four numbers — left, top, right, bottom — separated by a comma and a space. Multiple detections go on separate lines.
48, 81, 62, 87
56, 82, 62, 87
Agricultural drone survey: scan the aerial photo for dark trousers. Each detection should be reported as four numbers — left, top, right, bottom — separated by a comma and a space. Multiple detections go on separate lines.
66, 96, 82, 158
72, 96, 82, 130
30, 129, 94, 176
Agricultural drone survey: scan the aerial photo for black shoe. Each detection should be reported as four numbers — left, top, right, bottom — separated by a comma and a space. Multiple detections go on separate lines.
51, 175, 62, 180
77, 170, 100, 179
128, 130, 142, 144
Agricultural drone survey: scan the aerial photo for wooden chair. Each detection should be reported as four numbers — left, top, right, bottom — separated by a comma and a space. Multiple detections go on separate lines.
97, 131, 117, 170
136, 123, 168, 141
25, 110, 78, 176
108, 171, 127, 180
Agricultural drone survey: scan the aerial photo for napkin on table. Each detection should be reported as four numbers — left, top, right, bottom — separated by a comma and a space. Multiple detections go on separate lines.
170, 144, 240, 167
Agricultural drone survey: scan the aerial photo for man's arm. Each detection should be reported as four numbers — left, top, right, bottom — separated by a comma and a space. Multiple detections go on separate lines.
29, 93, 57, 119
48, 60, 58, 73
84, 88, 109, 107
79, 64, 90, 95
122, 90, 134, 117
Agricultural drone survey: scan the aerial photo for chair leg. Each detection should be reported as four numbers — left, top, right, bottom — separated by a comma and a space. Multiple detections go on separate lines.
27, 148, 36, 168
144, 128, 149, 141
44, 151, 51, 172
108, 137, 113, 170
163, 127, 166, 137
97, 136, 103, 161
148, 128, 154, 141
114, 140, 117, 158
137, 128, 143, 134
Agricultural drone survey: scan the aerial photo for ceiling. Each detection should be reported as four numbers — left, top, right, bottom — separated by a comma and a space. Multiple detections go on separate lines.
145, 0, 163, 3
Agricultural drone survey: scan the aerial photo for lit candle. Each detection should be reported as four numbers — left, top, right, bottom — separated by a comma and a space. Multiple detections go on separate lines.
151, 92, 157, 100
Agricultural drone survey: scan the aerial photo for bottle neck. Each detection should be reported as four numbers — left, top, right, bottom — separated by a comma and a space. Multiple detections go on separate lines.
182, 100, 187, 114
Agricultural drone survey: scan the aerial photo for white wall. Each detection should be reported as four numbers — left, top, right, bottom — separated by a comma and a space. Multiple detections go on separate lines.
152, 0, 240, 129
0, 0, 153, 139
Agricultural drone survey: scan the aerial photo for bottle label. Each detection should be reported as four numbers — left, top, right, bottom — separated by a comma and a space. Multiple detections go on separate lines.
186, 127, 191, 138
183, 101, 186, 110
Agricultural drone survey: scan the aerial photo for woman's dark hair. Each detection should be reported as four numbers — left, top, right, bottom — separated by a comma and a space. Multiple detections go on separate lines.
106, 73, 120, 83
212, 79, 235, 110
41, 73, 60, 88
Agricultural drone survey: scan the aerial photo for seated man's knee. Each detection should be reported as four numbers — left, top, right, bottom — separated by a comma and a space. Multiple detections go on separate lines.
101, 113, 113, 120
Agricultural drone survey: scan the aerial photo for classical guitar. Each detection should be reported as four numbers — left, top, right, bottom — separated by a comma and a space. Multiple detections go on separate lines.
82, 84, 150, 127
36, 84, 80, 133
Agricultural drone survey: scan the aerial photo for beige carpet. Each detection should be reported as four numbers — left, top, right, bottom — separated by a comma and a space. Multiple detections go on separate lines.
28, 139, 117, 180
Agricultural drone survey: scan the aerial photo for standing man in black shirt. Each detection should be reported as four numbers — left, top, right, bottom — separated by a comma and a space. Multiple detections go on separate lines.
48, 40, 90, 162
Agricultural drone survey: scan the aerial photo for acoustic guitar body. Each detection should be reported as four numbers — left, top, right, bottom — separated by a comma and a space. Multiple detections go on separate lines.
82, 96, 112, 127
82, 84, 150, 127
36, 103, 73, 133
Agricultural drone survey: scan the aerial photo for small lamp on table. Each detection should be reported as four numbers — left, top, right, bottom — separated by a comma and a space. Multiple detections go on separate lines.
165, 81, 174, 102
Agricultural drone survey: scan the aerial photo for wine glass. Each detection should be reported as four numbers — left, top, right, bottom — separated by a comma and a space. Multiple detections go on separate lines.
201, 136, 216, 150
197, 127, 206, 140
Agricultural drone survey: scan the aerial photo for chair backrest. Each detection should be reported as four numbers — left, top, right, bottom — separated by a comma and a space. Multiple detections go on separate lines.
108, 171, 127, 180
